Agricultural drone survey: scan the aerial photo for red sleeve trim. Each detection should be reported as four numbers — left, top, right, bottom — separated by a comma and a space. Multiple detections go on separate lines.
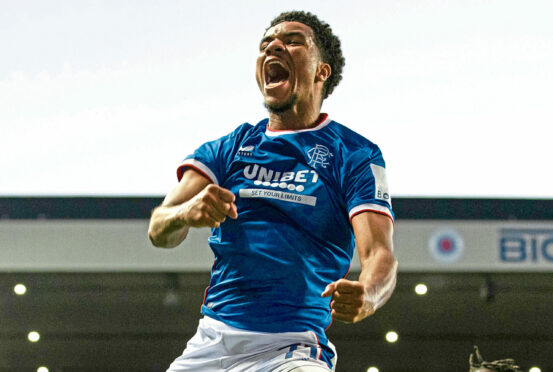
176, 164, 215, 184
349, 208, 395, 226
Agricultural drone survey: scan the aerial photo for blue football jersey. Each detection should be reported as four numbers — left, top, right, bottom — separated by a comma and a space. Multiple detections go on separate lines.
176, 114, 393, 368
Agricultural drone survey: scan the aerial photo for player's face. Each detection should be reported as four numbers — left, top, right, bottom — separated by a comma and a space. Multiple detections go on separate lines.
256, 21, 323, 112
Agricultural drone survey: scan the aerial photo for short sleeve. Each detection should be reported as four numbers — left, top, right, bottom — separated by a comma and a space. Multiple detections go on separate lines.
176, 123, 253, 185
343, 145, 394, 222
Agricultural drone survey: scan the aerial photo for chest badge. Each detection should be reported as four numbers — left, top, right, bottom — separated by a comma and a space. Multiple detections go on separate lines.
307, 144, 333, 169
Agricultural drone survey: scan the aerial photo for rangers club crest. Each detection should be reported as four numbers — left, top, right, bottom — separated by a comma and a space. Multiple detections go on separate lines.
428, 227, 465, 263
307, 144, 333, 169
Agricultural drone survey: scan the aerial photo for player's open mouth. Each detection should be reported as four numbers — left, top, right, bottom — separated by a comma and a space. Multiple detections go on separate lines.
264, 60, 290, 89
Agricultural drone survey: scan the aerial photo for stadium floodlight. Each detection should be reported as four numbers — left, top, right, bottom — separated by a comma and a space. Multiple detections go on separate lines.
415, 283, 428, 295
14, 284, 27, 295
28, 331, 40, 343
385, 331, 399, 343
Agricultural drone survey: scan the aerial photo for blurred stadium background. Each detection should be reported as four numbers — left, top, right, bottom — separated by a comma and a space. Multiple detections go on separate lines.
1, 197, 552, 371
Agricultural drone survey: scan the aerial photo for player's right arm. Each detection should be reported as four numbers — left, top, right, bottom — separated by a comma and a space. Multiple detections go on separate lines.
148, 169, 238, 248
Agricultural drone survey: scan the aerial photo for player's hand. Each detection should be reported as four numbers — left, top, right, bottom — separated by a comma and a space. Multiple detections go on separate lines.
180, 184, 238, 228
321, 278, 375, 323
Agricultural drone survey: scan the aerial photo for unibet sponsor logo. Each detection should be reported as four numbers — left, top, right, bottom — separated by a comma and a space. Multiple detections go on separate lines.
243, 164, 318, 192
239, 189, 317, 206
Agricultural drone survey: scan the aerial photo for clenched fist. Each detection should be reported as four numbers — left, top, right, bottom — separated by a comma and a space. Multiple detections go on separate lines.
182, 184, 238, 228
321, 278, 375, 323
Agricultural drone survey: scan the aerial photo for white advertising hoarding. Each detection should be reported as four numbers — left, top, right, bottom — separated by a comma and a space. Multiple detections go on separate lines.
1, 220, 552, 272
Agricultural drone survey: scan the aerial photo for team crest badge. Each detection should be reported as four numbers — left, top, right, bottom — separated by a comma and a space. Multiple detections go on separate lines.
307, 144, 333, 168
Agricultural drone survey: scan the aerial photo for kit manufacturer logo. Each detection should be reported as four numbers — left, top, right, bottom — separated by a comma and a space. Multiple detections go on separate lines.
238, 145, 255, 157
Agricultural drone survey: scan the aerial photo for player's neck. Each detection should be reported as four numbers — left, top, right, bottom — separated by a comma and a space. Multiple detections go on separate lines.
267, 104, 322, 131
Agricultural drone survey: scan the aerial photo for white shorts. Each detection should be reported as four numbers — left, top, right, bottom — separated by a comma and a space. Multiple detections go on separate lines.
167, 316, 336, 372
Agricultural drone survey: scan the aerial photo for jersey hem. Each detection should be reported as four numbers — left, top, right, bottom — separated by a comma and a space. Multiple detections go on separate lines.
200, 308, 335, 370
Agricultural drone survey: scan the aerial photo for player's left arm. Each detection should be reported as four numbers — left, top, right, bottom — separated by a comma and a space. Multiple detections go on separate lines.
322, 211, 397, 323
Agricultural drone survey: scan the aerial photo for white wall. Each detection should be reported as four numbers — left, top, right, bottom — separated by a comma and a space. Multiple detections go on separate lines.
1, 0, 553, 198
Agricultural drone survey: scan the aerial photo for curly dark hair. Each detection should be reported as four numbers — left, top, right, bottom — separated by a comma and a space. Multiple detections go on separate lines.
267, 10, 345, 100
469, 346, 523, 372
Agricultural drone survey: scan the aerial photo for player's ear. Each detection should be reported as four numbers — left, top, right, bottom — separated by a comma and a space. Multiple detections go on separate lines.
315, 62, 331, 83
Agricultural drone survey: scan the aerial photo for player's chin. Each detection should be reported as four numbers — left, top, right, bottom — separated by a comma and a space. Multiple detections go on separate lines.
263, 93, 298, 114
